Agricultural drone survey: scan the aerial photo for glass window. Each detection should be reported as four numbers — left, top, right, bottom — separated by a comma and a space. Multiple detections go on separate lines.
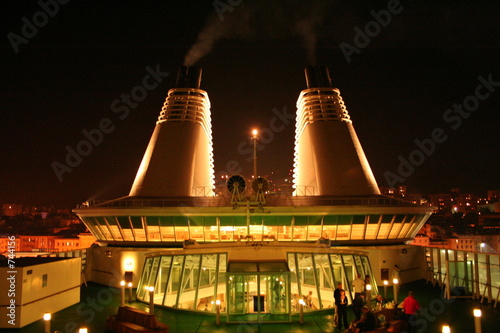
361, 256, 378, 297
105, 217, 123, 241
117, 216, 134, 241
164, 256, 185, 307
314, 254, 333, 309
292, 225, 306, 240
322, 225, 336, 239
158, 256, 173, 305
220, 225, 234, 241
216, 254, 227, 312
96, 217, 113, 240
196, 254, 217, 311
308, 216, 322, 225
178, 255, 201, 310
352, 215, 365, 224
307, 225, 322, 240
277, 225, 292, 240
233, 226, 246, 241
205, 225, 219, 241
350, 225, 365, 240
294, 216, 308, 225
137, 257, 153, 300
220, 216, 246, 226
398, 215, 414, 239
250, 216, 262, 225
145, 217, 161, 241
189, 225, 204, 242
341, 255, 354, 297
378, 215, 394, 239
249, 225, 263, 241
81, 217, 105, 240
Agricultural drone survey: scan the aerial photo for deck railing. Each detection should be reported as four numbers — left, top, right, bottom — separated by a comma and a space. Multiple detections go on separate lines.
425, 247, 500, 307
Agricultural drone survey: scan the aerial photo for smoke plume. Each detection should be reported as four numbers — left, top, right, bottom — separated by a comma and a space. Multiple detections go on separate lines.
183, 0, 333, 67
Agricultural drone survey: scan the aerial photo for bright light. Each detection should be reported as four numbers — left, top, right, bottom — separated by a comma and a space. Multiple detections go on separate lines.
480, 243, 485, 248
43, 313, 51, 321
120, 280, 125, 286
252, 129, 258, 137
215, 300, 221, 305
148, 286, 154, 292
442, 325, 450, 333
393, 278, 399, 284
122, 256, 136, 271
366, 284, 372, 291
299, 299, 305, 305
128, 282, 133, 288
473, 309, 482, 317
383, 280, 388, 286
79, 329, 88, 333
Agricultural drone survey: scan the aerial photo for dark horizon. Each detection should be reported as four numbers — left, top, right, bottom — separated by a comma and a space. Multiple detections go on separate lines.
1, 0, 499, 208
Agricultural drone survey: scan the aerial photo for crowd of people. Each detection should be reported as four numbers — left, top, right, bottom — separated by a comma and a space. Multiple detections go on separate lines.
331, 269, 420, 333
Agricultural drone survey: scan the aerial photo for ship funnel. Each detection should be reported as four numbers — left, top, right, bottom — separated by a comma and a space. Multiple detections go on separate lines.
305, 65, 332, 88
175, 66, 202, 89
293, 66, 380, 196
129, 66, 214, 197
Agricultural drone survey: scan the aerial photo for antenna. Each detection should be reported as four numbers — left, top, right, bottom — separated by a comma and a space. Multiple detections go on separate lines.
252, 177, 269, 205
227, 175, 246, 204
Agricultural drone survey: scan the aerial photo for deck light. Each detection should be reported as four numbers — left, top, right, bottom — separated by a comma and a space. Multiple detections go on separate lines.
43, 313, 51, 333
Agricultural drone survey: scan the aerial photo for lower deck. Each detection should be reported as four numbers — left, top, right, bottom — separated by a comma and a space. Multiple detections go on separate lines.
14, 279, 500, 333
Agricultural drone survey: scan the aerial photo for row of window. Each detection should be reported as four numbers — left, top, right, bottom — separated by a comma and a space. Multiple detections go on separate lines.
81, 214, 426, 242
137, 252, 377, 313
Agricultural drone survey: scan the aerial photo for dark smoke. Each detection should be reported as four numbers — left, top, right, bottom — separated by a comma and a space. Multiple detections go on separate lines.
183, 0, 333, 67
293, 1, 331, 65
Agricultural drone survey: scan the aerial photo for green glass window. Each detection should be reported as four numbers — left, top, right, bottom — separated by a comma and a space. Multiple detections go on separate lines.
294, 216, 308, 225
338, 215, 353, 225
382, 215, 393, 223
146, 216, 160, 226
250, 216, 263, 225
308, 216, 322, 225
173, 216, 189, 226
117, 216, 131, 229
352, 215, 365, 224
323, 215, 338, 225
220, 216, 246, 226
130, 216, 143, 229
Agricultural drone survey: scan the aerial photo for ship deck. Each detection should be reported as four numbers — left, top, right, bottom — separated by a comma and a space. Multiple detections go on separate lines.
12, 279, 500, 333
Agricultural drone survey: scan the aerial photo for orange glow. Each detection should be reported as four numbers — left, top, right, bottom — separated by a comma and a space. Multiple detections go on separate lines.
252, 129, 258, 136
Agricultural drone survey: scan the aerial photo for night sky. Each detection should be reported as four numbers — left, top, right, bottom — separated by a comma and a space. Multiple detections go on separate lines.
1, 0, 499, 208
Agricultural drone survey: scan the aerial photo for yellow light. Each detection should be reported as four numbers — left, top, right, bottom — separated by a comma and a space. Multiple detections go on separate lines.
442, 325, 450, 333
148, 286, 154, 292
252, 129, 258, 136
383, 280, 388, 286
79, 329, 88, 333
120, 280, 125, 286
366, 284, 372, 291
299, 299, 305, 305
473, 309, 482, 317
43, 313, 51, 321
215, 300, 221, 305
128, 282, 133, 288
393, 278, 399, 284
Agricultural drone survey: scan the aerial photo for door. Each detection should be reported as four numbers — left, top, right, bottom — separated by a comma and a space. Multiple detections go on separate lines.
227, 273, 290, 323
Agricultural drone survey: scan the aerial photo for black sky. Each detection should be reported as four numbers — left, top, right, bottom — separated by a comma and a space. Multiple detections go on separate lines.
1, 0, 499, 208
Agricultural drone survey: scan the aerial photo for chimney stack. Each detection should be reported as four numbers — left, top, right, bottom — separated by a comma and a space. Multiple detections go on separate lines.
175, 66, 202, 89
294, 66, 380, 196
129, 66, 214, 197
